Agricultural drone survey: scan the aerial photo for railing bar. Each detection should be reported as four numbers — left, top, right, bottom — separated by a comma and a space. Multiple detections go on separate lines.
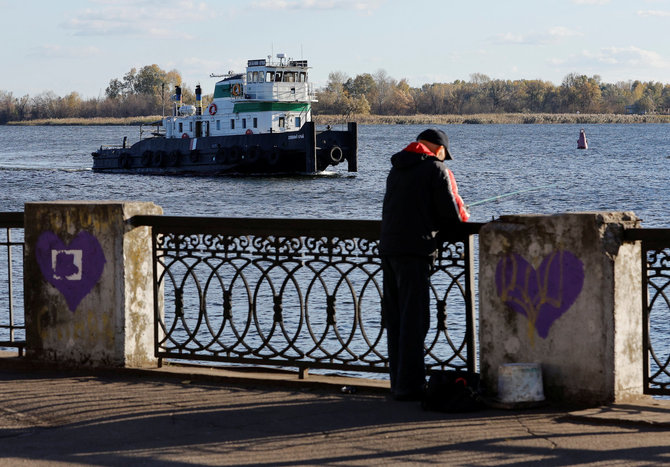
156, 353, 391, 374
0, 212, 24, 228
464, 234, 477, 373
624, 228, 670, 243
152, 229, 162, 367
130, 215, 484, 237
642, 243, 651, 393
7, 228, 13, 341
0, 215, 25, 349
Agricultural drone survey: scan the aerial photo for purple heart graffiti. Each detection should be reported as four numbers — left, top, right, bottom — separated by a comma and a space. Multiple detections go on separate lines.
35, 231, 106, 312
495, 250, 584, 339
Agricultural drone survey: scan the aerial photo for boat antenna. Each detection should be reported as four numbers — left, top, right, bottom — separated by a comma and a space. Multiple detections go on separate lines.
468, 183, 558, 207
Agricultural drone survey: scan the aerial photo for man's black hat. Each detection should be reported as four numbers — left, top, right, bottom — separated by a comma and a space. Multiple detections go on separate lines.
417, 128, 453, 160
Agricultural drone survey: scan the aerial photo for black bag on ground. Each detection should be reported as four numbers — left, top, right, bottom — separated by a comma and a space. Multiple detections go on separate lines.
422, 370, 484, 413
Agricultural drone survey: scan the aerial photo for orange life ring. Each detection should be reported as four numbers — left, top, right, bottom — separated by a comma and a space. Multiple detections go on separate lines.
209, 103, 217, 115
231, 83, 241, 96
181, 133, 189, 139
245, 129, 253, 135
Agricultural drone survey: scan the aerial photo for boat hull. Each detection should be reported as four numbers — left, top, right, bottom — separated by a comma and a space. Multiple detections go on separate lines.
92, 122, 357, 175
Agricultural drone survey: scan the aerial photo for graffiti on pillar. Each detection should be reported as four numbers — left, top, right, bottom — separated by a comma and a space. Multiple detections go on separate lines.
495, 250, 584, 340
35, 231, 106, 312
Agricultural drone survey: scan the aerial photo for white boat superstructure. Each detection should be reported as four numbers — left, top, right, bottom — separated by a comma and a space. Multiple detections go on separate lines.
164, 54, 316, 139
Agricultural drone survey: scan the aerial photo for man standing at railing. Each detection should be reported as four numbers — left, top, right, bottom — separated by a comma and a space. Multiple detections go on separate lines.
380, 128, 469, 401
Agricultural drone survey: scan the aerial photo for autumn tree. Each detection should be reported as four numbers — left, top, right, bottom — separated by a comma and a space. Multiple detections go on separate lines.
313, 71, 371, 115
345, 73, 376, 99
313, 71, 349, 114
415, 83, 452, 114
104, 64, 184, 115
385, 79, 414, 115
558, 73, 600, 112
371, 69, 393, 114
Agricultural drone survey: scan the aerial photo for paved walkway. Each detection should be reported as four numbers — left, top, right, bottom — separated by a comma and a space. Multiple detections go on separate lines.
1, 354, 670, 465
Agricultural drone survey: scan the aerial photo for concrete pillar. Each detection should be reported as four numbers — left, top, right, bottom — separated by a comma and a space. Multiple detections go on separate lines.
479, 212, 642, 406
24, 201, 162, 368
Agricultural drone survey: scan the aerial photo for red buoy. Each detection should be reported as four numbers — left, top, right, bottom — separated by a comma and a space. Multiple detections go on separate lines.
577, 129, 588, 149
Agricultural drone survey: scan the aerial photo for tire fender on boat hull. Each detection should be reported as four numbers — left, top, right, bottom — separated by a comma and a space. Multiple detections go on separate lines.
267, 149, 280, 165
141, 151, 153, 167
119, 153, 131, 169
247, 145, 262, 163
153, 151, 167, 167
329, 145, 344, 164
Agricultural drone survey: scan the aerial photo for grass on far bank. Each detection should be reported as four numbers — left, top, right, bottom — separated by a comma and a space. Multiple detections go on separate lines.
6, 116, 163, 126
313, 113, 670, 125
7, 113, 670, 126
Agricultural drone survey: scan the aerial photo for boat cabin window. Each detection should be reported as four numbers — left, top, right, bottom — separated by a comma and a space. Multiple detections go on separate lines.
279, 116, 285, 128
247, 71, 263, 83
295, 117, 301, 127
216, 120, 221, 130
253, 117, 258, 128
284, 72, 296, 82
267, 71, 274, 82
179, 122, 183, 133
242, 118, 247, 129
299, 72, 307, 82
230, 119, 235, 130
275, 72, 282, 82
189, 122, 193, 132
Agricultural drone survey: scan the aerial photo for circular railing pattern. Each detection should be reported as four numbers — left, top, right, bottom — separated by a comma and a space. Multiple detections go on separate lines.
153, 230, 474, 373
645, 248, 670, 391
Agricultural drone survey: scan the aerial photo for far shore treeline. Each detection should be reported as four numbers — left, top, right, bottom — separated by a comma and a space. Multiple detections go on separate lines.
3, 64, 670, 125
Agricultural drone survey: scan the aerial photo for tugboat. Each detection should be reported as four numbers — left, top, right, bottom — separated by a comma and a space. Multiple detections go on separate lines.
92, 54, 357, 175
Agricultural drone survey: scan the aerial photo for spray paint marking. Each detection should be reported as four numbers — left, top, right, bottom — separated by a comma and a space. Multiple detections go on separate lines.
495, 250, 584, 342
35, 231, 106, 312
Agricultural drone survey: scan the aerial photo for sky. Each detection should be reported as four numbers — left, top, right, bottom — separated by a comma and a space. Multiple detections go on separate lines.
2, 0, 670, 99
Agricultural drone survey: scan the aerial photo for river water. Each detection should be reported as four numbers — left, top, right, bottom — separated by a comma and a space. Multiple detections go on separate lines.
1, 123, 669, 381
1, 123, 669, 224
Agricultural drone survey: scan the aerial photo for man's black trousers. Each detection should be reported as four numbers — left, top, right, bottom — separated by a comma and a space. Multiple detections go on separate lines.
382, 255, 431, 398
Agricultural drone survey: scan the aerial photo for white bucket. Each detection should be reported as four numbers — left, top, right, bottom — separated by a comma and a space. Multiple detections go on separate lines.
498, 363, 545, 403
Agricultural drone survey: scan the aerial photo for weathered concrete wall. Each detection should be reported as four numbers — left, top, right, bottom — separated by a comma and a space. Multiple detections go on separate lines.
479, 212, 642, 406
24, 201, 162, 367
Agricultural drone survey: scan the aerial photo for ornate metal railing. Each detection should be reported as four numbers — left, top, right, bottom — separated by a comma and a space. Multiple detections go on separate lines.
0, 212, 25, 355
625, 228, 670, 395
130, 216, 483, 376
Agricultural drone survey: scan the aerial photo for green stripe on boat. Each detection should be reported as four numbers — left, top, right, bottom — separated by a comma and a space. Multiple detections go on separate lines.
233, 103, 310, 113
